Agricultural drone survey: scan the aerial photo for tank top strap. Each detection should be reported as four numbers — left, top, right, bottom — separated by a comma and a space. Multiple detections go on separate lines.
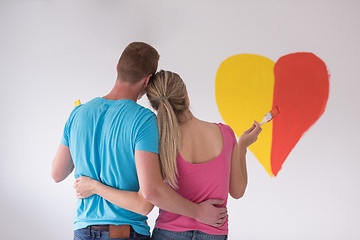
215, 123, 237, 151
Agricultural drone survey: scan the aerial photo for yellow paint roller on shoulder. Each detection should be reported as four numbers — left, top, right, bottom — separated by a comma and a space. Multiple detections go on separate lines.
74, 99, 81, 107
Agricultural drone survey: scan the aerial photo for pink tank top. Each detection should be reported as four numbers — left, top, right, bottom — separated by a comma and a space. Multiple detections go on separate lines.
155, 123, 236, 235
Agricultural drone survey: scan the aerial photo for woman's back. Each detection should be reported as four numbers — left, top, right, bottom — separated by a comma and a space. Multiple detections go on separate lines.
155, 119, 236, 235
179, 119, 224, 164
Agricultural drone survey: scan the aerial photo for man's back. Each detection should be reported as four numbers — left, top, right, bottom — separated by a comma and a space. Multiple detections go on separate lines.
61, 97, 159, 235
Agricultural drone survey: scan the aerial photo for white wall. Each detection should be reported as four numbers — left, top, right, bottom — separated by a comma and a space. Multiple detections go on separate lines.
1, 0, 359, 239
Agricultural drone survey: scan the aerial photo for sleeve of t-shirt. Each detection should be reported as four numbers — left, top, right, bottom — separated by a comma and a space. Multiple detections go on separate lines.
135, 113, 159, 154
60, 118, 70, 147
60, 105, 81, 147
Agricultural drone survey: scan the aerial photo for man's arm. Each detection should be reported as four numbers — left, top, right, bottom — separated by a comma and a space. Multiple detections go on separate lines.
135, 150, 227, 227
51, 144, 74, 183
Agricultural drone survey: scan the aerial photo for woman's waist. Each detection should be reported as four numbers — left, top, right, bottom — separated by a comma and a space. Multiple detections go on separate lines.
155, 212, 228, 235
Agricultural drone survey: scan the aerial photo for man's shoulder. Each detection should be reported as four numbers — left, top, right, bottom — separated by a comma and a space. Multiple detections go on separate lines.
130, 102, 156, 118
73, 98, 156, 121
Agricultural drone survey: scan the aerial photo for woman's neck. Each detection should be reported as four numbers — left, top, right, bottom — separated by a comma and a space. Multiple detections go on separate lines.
177, 109, 196, 125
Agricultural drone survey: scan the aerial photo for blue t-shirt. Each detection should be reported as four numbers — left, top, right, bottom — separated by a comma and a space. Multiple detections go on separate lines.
61, 97, 159, 235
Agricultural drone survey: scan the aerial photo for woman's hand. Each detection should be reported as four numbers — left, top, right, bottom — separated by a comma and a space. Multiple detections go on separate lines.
73, 176, 98, 199
239, 121, 262, 149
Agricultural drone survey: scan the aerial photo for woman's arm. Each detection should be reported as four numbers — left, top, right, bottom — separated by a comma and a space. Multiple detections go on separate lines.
74, 176, 154, 216
229, 121, 262, 199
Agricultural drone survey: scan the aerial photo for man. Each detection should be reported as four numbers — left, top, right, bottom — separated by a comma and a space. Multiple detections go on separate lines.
51, 42, 227, 240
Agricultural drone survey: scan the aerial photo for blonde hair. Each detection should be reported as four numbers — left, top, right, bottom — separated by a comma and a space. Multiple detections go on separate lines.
146, 70, 188, 189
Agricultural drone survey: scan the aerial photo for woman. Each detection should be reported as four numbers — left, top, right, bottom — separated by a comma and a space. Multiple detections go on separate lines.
74, 70, 262, 239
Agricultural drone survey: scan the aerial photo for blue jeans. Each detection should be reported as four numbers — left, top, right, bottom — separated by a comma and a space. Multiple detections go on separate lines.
151, 228, 227, 240
74, 226, 150, 240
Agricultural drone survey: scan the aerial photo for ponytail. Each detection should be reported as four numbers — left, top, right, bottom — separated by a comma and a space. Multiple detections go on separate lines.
146, 70, 188, 189
157, 98, 180, 188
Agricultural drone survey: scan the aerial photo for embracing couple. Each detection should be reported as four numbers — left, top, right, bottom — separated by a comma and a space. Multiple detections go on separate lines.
51, 42, 262, 240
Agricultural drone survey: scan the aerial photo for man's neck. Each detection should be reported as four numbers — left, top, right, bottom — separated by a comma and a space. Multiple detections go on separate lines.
102, 80, 140, 102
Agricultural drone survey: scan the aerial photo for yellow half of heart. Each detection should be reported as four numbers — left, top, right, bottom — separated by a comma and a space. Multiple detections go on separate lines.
215, 54, 275, 176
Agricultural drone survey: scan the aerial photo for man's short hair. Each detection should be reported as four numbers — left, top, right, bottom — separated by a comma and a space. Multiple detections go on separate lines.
117, 42, 160, 84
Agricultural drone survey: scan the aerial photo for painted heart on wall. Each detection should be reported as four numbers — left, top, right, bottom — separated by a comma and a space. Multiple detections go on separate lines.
215, 52, 329, 177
